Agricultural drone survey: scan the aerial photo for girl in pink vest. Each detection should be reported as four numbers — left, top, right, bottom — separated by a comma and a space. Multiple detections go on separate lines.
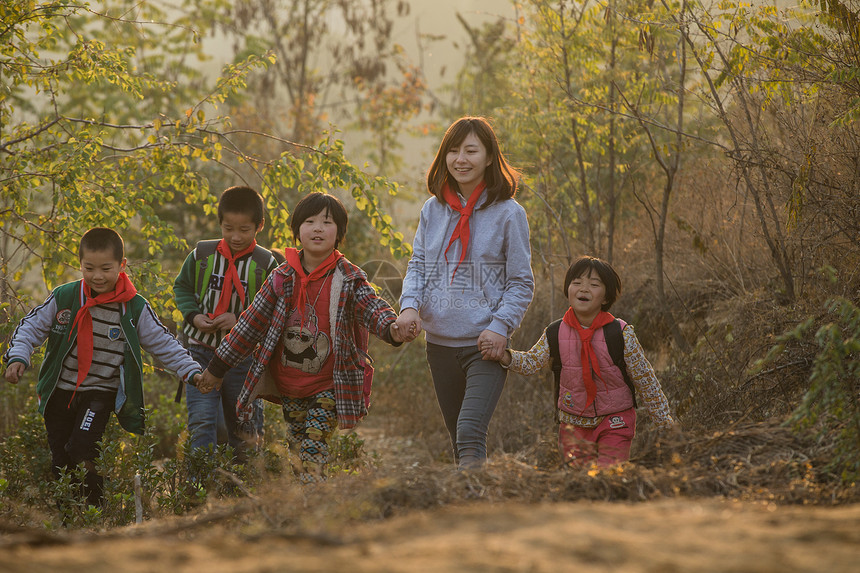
496, 256, 676, 467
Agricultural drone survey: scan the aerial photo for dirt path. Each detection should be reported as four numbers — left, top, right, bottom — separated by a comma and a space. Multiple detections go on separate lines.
1, 497, 859, 572
2, 425, 859, 572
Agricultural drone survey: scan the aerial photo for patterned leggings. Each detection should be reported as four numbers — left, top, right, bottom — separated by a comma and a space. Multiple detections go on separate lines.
281, 390, 337, 484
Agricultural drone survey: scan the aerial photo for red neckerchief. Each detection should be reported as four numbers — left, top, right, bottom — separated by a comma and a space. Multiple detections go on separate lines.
442, 180, 486, 282
562, 308, 615, 411
68, 273, 137, 400
283, 247, 342, 325
209, 239, 257, 318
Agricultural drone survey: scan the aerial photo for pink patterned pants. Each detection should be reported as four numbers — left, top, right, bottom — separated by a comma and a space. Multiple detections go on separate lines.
558, 407, 636, 468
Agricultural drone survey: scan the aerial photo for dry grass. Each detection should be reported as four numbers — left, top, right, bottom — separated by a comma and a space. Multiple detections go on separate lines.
136, 419, 859, 540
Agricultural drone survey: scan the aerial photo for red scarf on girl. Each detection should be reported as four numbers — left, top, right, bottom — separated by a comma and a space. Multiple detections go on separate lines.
283, 247, 342, 324
442, 180, 486, 281
562, 308, 615, 411
209, 239, 257, 318
69, 273, 138, 391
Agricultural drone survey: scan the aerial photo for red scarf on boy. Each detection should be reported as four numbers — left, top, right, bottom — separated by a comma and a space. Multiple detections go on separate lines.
562, 308, 615, 411
69, 273, 138, 391
283, 247, 342, 325
209, 239, 257, 318
442, 180, 486, 281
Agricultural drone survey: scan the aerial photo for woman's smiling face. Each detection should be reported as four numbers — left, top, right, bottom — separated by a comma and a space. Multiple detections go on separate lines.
446, 131, 492, 196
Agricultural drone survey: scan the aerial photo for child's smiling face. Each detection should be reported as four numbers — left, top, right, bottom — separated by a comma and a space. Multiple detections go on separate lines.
80, 248, 126, 294
220, 211, 262, 255
567, 269, 607, 324
299, 208, 338, 262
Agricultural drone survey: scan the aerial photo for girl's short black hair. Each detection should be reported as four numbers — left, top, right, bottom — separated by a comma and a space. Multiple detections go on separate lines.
563, 255, 622, 311
79, 227, 124, 262
290, 192, 348, 249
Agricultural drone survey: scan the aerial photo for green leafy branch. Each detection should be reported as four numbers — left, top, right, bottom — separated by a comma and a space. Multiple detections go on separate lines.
754, 295, 860, 484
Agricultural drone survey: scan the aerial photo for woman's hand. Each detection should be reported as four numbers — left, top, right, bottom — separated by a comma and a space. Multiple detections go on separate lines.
478, 329, 507, 361
394, 308, 422, 342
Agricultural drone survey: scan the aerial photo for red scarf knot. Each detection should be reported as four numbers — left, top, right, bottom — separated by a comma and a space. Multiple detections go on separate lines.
209, 239, 257, 318
283, 247, 342, 326
442, 180, 486, 282
562, 308, 615, 412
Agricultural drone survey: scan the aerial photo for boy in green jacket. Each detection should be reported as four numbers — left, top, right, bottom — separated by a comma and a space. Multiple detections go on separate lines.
2, 228, 202, 509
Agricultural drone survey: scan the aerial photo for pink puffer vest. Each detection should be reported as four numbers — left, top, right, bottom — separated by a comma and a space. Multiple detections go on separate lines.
558, 320, 634, 417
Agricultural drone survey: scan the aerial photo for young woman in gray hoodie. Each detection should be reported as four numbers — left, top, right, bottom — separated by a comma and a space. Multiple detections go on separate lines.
396, 116, 534, 469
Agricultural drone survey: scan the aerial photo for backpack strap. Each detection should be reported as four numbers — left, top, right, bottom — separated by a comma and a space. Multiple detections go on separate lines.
193, 239, 220, 301
603, 318, 637, 408
246, 245, 273, 300
546, 319, 562, 375
545, 319, 563, 423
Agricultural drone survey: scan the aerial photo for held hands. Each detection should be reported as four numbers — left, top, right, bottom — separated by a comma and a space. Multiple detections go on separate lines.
196, 368, 223, 394
389, 322, 407, 343
4, 362, 25, 384
392, 308, 422, 343
478, 329, 507, 362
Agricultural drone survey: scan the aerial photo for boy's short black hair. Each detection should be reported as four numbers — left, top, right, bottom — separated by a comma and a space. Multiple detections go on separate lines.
563, 255, 622, 311
218, 186, 265, 226
290, 192, 348, 249
79, 227, 125, 262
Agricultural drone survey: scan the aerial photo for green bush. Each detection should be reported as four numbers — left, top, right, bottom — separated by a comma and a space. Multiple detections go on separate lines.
0, 373, 276, 528
756, 296, 860, 484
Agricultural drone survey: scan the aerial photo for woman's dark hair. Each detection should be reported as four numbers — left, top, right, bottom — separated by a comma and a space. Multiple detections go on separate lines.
563, 256, 622, 311
290, 192, 349, 249
426, 116, 520, 207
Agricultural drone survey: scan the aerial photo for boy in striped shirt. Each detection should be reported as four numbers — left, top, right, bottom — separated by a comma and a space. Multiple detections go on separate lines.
3, 227, 202, 509
173, 186, 280, 461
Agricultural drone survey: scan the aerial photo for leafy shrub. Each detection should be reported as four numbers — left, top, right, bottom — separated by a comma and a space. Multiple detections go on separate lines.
0, 375, 276, 528
756, 296, 860, 484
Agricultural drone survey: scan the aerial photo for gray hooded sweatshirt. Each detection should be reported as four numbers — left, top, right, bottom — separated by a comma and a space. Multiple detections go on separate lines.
400, 192, 534, 346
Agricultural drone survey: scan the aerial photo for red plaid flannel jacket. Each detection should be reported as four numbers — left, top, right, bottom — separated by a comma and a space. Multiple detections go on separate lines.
214, 256, 398, 429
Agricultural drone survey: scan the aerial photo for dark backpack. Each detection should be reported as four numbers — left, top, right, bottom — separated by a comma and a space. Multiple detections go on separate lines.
545, 318, 637, 418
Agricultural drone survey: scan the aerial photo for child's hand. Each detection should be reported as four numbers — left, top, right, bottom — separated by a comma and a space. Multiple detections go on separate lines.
478, 330, 507, 361
4, 363, 25, 385
211, 312, 238, 332
394, 308, 421, 342
192, 372, 203, 388
193, 314, 217, 333
390, 322, 408, 343
197, 368, 223, 394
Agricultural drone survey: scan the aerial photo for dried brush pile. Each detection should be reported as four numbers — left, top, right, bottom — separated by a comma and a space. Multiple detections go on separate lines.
162, 418, 855, 540
341, 420, 855, 519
